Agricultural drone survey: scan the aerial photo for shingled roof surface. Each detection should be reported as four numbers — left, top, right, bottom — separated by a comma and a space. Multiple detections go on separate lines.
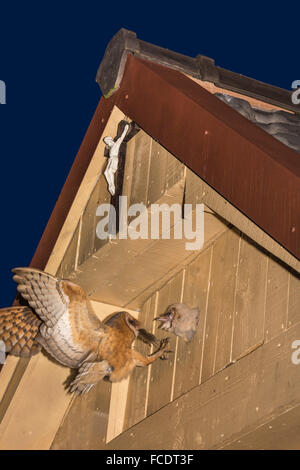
215, 93, 300, 154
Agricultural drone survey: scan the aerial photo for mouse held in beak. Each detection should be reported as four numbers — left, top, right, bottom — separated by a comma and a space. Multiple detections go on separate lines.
137, 328, 160, 347
154, 303, 200, 342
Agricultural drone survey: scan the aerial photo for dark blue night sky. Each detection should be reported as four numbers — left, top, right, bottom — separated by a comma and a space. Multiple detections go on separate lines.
0, 2, 298, 306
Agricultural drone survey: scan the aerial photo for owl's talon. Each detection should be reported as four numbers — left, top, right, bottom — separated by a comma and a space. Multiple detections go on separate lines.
159, 337, 170, 349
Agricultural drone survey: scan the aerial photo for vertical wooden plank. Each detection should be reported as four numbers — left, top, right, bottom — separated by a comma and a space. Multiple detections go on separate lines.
211, 229, 241, 375
231, 236, 268, 360
147, 271, 184, 416
201, 230, 240, 382
264, 258, 289, 341
77, 178, 100, 266
124, 295, 155, 429
77, 176, 107, 266
147, 140, 168, 205
185, 167, 205, 205
130, 131, 151, 207
51, 380, 111, 449
77, 175, 110, 266
287, 271, 300, 328
121, 137, 136, 199
93, 176, 111, 253
173, 247, 212, 400
165, 152, 184, 190
106, 378, 130, 442
55, 221, 80, 278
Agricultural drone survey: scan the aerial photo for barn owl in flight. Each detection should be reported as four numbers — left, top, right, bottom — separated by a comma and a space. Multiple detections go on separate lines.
0, 268, 170, 394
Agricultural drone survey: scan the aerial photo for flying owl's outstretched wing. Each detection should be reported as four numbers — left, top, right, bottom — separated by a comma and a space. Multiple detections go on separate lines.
13, 268, 85, 326
11, 267, 106, 368
0, 306, 42, 357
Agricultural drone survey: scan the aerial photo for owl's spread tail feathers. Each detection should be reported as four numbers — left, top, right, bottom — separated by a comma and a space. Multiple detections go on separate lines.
69, 360, 113, 394
0, 306, 42, 358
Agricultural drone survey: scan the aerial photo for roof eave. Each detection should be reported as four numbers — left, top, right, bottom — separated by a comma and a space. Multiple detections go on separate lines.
96, 28, 299, 114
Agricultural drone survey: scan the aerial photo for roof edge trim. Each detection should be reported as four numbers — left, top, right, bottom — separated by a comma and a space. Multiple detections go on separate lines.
96, 28, 299, 114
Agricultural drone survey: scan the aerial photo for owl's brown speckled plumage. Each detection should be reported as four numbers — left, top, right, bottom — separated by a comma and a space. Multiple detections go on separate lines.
0, 306, 42, 357
0, 267, 170, 394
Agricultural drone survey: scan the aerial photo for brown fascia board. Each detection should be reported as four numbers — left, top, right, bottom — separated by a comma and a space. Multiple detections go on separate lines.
96, 28, 299, 114
113, 55, 299, 261
29, 51, 299, 278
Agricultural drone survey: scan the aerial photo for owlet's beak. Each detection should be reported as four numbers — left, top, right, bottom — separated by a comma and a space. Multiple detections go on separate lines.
153, 312, 173, 331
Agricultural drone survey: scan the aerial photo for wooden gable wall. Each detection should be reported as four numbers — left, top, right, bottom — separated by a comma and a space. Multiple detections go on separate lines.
50, 126, 300, 450
124, 225, 300, 432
